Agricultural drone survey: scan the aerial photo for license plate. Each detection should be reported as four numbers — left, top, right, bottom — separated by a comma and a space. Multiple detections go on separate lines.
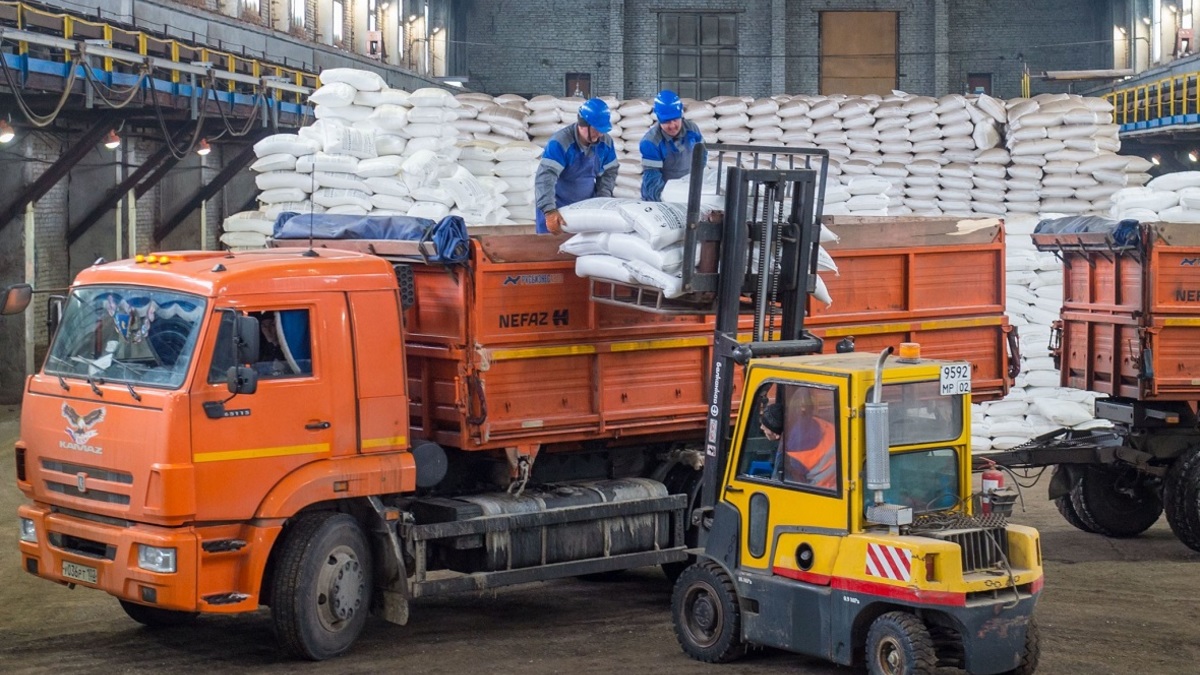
62, 560, 98, 585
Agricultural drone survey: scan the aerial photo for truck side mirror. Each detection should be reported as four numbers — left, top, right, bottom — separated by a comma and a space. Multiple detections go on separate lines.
226, 365, 258, 395
1, 283, 32, 316
234, 315, 261, 364
46, 295, 64, 337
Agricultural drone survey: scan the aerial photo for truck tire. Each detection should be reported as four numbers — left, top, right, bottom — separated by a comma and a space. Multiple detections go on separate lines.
118, 599, 198, 627
671, 560, 746, 663
1053, 494, 1096, 534
1002, 616, 1041, 675
1163, 446, 1200, 552
865, 611, 937, 675
1069, 466, 1162, 538
271, 512, 372, 661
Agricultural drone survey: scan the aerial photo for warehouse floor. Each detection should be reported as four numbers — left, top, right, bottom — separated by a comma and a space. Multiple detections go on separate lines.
1, 404, 1197, 674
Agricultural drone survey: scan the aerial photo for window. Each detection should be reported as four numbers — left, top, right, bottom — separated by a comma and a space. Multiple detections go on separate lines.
865, 448, 961, 513
242, 0, 259, 12
290, 0, 305, 28
47, 287, 206, 390
867, 380, 964, 446
368, 0, 377, 32
658, 13, 738, 100
737, 382, 840, 493
208, 309, 314, 383
332, 0, 344, 43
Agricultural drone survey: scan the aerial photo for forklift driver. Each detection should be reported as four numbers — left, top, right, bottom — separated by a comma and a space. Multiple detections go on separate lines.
760, 388, 837, 490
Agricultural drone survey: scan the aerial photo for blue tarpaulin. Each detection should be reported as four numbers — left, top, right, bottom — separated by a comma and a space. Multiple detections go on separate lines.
1033, 216, 1141, 247
273, 213, 470, 264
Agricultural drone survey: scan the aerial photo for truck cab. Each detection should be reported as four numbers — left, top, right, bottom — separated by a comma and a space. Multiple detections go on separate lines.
674, 351, 1043, 674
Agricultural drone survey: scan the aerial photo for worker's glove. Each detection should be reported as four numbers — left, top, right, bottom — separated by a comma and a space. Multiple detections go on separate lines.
545, 209, 566, 234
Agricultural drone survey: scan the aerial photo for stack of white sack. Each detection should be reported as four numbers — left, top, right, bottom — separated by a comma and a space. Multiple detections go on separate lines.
249, 132, 322, 228
971, 213, 1111, 454
476, 94, 530, 144
1004, 93, 1147, 216
822, 176, 891, 217
1109, 170, 1200, 222
556, 197, 693, 298
614, 98, 652, 197
492, 142, 541, 223
453, 92, 497, 142
219, 211, 277, 250
556, 195, 839, 305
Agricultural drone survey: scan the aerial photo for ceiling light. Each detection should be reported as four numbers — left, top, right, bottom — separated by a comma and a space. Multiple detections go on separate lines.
408, 14, 417, 22
1189, 150, 1197, 162
0, 120, 14, 144
432, 25, 442, 34
1168, 4, 1177, 13
381, 1, 390, 9
196, 138, 211, 156
1151, 154, 1162, 165
1143, 16, 1152, 25
103, 129, 121, 150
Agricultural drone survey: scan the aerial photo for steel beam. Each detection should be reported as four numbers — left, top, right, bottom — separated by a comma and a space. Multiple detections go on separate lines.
153, 139, 262, 243
0, 113, 119, 229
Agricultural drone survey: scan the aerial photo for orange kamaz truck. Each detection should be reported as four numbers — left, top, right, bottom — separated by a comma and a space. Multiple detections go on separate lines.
7, 146, 1037, 672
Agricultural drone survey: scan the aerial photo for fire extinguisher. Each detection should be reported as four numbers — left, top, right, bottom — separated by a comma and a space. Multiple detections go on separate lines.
981, 461, 1004, 515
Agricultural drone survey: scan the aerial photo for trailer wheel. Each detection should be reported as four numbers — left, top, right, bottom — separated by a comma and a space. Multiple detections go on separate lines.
118, 599, 199, 628
1002, 616, 1041, 675
1053, 494, 1096, 534
671, 560, 746, 663
1069, 466, 1162, 538
865, 611, 937, 675
271, 512, 372, 661
1163, 446, 1200, 552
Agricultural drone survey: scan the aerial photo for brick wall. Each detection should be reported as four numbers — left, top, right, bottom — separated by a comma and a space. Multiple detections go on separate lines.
463, 0, 1113, 99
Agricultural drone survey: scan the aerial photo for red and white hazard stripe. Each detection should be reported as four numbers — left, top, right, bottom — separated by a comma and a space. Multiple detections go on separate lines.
865, 543, 913, 582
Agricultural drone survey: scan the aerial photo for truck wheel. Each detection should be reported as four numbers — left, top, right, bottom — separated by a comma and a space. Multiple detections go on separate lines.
866, 611, 937, 675
1163, 446, 1200, 552
1069, 466, 1162, 538
271, 512, 372, 661
671, 560, 746, 663
1053, 494, 1096, 534
1002, 616, 1041, 675
118, 599, 198, 627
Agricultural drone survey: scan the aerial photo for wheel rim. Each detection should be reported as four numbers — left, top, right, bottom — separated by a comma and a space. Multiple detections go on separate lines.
315, 544, 365, 633
874, 634, 906, 675
681, 580, 723, 648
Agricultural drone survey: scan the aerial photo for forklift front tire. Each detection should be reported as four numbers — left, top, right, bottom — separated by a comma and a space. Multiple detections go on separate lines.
671, 560, 746, 663
865, 611, 937, 675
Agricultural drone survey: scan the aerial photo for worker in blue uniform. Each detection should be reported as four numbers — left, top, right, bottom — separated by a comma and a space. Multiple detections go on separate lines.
639, 90, 706, 202
534, 98, 619, 234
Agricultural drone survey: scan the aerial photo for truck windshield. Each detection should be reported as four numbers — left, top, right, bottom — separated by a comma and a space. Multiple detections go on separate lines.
46, 287, 206, 389
869, 380, 963, 445
870, 448, 961, 513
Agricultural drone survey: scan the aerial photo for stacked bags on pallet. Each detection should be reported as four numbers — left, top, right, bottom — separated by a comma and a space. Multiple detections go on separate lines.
556, 196, 839, 304
972, 214, 1110, 453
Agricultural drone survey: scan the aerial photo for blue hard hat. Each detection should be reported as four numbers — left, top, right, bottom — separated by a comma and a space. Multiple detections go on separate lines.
653, 90, 684, 122
577, 98, 613, 134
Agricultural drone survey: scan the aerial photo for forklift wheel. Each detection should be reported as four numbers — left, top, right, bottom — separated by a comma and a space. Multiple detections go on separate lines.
866, 611, 937, 675
671, 560, 746, 663
1002, 616, 1041, 675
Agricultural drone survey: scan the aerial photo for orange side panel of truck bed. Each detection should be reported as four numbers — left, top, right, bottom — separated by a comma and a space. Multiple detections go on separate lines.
401, 219, 1011, 452
1041, 223, 1200, 400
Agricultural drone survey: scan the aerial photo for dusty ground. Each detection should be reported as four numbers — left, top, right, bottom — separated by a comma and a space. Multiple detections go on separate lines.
1, 403, 1198, 675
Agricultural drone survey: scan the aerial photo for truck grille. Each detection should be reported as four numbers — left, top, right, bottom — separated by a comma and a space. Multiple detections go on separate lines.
929, 527, 1009, 573
49, 532, 117, 560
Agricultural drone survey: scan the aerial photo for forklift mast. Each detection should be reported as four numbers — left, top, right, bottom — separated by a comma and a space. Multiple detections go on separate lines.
691, 145, 831, 530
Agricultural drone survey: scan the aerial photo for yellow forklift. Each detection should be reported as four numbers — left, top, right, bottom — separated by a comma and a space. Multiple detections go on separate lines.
665, 147, 1042, 675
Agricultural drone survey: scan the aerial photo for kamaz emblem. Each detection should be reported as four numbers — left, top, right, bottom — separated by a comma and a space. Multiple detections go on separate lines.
503, 273, 564, 286
60, 403, 105, 454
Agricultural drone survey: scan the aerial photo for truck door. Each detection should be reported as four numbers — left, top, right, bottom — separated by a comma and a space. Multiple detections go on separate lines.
722, 374, 850, 657
190, 297, 353, 521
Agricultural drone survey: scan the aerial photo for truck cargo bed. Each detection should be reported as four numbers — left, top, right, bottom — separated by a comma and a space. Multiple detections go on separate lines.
1034, 222, 1200, 400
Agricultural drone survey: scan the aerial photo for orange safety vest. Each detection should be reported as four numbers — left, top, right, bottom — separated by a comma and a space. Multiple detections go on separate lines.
785, 417, 837, 489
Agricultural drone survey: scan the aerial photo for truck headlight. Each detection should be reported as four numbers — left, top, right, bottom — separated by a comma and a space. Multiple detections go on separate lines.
18, 517, 36, 543
137, 545, 177, 573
